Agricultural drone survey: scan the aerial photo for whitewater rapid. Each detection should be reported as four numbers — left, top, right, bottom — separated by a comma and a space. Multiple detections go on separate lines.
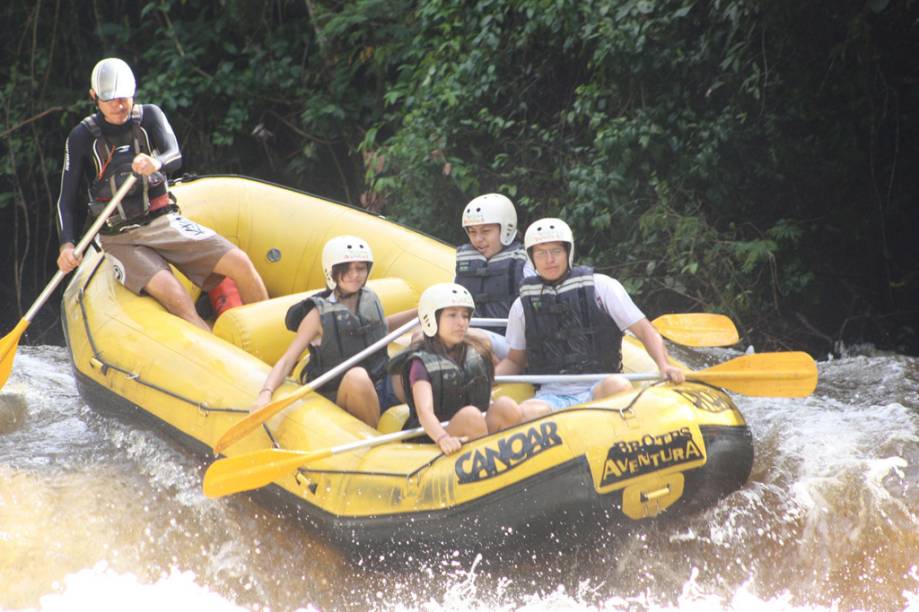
1, 345, 917, 611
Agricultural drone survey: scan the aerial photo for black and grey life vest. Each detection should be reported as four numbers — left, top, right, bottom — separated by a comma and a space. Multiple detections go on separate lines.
519, 266, 623, 375
401, 347, 492, 428
285, 288, 388, 392
454, 241, 528, 319
82, 106, 166, 223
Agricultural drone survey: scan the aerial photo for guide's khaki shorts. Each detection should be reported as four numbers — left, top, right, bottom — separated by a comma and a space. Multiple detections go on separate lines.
100, 212, 235, 295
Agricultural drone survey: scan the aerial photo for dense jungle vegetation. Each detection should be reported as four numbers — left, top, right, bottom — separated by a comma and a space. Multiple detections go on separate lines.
2, 0, 917, 357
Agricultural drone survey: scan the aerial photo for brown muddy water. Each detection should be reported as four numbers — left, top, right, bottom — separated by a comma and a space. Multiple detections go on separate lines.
1, 345, 918, 611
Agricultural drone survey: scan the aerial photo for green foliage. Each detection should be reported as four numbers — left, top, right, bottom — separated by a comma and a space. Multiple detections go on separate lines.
1, 0, 917, 353
356, 0, 791, 317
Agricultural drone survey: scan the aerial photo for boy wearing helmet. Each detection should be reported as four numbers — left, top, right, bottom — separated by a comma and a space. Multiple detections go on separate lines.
399, 283, 505, 454
256, 236, 416, 427
55, 58, 267, 330
490, 218, 685, 429
454, 193, 535, 359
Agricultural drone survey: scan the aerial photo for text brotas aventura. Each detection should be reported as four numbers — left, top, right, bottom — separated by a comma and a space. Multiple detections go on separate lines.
455, 422, 562, 484
600, 426, 704, 486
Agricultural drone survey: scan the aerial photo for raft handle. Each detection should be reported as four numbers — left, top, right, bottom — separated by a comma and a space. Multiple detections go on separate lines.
616, 406, 641, 430
640, 485, 671, 503
89, 357, 109, 375
621, 473, 685, 519
295, 471, 317, 494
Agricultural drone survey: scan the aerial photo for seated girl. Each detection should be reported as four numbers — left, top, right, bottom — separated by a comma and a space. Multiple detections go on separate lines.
255, 235, 415, 427
399, 283, 515, 455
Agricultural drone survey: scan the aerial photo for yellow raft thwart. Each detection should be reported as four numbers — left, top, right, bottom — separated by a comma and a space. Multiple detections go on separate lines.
62, 175, 754, 547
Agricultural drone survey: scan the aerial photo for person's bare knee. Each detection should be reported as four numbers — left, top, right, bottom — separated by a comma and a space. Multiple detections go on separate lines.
486, 396, 521, 433
519, 400, 551, 422
449, 405, 487, 438
592, 375, 632, 399
340, 367, 366, 384
214, 248, 268, 304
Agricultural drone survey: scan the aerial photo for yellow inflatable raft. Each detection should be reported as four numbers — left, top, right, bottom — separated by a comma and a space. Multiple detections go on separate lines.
61, 175, 754, 547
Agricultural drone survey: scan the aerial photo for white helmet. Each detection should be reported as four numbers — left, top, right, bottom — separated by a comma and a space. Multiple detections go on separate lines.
91, 58, 136, 101
418, 283, 475, 338
524, 217, 574, 267
321, 235, 374, 290
461, 193, 518, 246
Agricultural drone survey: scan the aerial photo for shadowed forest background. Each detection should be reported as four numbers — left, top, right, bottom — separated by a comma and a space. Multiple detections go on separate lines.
1, 0, 917, 357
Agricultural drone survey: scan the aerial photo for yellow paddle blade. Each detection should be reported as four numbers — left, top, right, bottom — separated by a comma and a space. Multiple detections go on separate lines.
690, 351, 818, 397
652, 313, 739, 347
213, 389, 309, 454
0, 319, 30, 389
203, 447, 333, 498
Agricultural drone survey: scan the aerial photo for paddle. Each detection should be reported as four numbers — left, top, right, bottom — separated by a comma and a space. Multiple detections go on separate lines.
649, 313, 739, 347
495, 351, 818, 397
204, 421, 446, 498
213, 317, 421, 454
472, 313, 739, 347
0, 175, 139, 390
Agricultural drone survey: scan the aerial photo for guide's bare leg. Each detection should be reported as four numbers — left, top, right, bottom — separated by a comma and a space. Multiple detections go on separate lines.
213, 248, 268, 304
144, 270, 209, 331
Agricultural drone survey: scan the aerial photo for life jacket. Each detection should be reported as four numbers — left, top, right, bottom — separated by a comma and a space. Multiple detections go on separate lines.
285, 288, 388, 392
454, 241, 528, 319
401, 346, 492, 429
82, 106, 167, 226
519, 266, 623, 375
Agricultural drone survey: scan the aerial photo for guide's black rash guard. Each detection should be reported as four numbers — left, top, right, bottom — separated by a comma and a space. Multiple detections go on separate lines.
55, 103, 182, 246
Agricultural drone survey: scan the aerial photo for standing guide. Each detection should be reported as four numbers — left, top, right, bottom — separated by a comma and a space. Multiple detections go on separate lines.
56, 58, 267, 331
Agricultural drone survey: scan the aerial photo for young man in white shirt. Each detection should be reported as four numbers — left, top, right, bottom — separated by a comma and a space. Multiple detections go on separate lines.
487, 218, 685, 431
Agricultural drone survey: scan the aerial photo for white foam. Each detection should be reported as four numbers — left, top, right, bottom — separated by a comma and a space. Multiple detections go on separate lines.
379, 562, 878, 611
34, 561, 246, 612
